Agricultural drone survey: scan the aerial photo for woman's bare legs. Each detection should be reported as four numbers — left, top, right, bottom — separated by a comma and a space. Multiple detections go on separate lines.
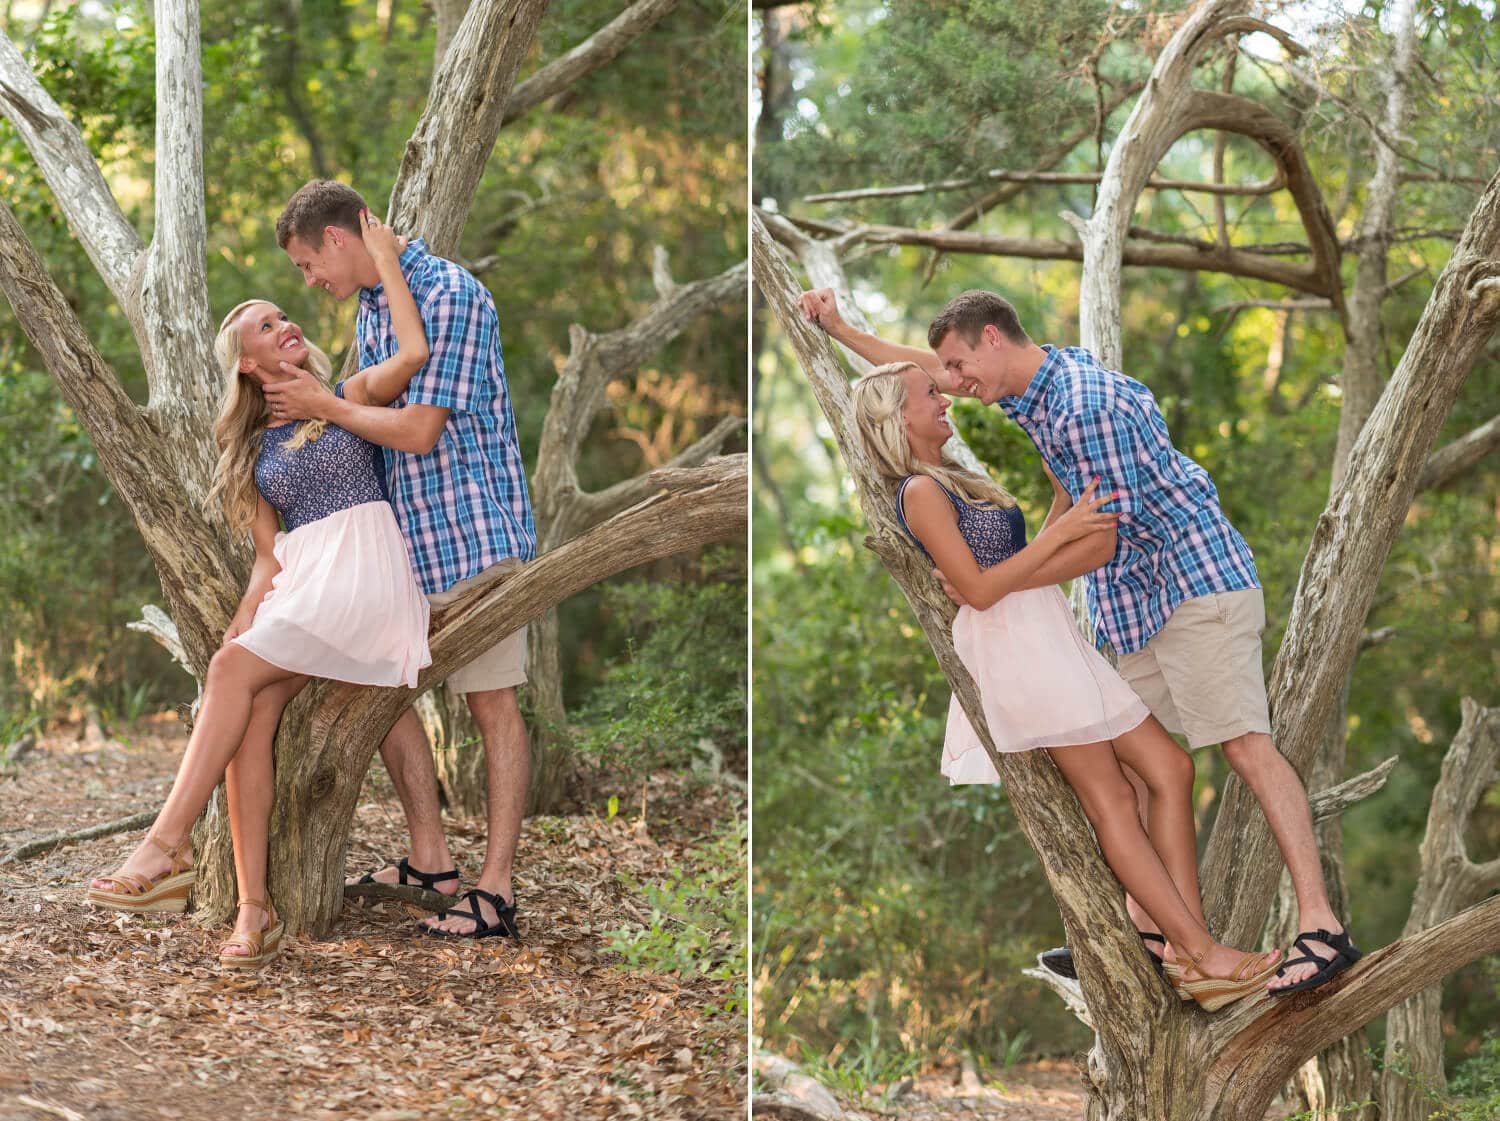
92, 645, 300, 891
220, 675, 308, 954
1047, 738, 1274, 980
1111, 717, 1205, 959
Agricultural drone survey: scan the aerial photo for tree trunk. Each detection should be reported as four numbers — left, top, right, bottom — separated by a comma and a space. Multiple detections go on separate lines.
1380, 700, 1500, 1121
419, 685, 486, 817
523, 253, 746, 807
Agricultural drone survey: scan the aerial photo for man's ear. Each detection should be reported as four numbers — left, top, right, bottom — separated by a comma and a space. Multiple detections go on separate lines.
325, 224, 343, 250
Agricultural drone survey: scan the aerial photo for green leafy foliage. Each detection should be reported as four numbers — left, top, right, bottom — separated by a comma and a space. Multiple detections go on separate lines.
1447, 1033, 1500, 1121
569, 549, 747, 784
607, 817, 747, 1015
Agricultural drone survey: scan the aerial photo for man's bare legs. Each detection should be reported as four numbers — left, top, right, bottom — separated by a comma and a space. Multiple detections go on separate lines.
1222, 731, 1343, 989
221, 675, 307, 954
347, 707, 459, 894
91, 645, 299, 890
423, 685, 528, 934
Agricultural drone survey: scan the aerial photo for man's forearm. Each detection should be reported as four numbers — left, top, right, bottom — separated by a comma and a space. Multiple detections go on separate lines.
324, 394, 440, 455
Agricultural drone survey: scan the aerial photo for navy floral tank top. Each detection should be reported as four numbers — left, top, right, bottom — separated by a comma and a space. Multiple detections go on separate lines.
895, 475, 1028, 569
253, 421, 389, 531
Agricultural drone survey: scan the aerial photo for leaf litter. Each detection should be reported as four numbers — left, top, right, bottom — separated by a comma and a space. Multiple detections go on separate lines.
0, 721, 746, 1120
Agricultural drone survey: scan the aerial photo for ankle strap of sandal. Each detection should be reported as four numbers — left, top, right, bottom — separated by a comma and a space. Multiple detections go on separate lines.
146, 831, 191, 872
238, 897, 274, 916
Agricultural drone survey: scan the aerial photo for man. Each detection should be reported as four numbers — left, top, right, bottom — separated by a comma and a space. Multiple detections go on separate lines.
266, 179, 534, 939
796, 286, 1360, 994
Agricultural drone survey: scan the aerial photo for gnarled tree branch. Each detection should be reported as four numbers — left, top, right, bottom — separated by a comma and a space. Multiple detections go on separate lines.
0, 32, 144, 305
502, 0, 680, 125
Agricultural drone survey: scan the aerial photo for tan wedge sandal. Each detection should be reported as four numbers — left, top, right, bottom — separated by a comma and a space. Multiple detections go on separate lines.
218, 898, 284, 971
1168, 948, 1281, 1012
87, 833, 196, 913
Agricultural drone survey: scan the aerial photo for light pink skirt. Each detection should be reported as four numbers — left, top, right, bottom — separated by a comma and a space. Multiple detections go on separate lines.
232, 500, 431, 688
942, 585, 1150, 785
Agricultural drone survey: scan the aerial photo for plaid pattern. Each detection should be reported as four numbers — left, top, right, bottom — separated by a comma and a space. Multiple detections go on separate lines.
998, 345, 1259, 654
356, 239, 535, 594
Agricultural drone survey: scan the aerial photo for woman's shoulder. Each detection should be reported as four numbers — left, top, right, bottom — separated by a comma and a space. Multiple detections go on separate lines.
897, 474, 947, 506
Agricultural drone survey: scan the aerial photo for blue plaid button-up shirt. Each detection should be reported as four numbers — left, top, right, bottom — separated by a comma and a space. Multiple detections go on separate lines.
356, 240, 536, 595
998, 345, 1259, 654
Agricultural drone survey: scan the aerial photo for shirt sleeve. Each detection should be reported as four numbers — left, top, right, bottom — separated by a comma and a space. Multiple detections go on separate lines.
402, 283, 483, 413
1057, 409, 1144, 516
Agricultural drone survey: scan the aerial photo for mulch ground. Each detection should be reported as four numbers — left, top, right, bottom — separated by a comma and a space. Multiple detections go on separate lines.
0, 717, 746, 1121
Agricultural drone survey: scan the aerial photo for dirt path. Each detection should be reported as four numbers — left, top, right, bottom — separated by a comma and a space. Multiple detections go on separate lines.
0, 720, 745, 1120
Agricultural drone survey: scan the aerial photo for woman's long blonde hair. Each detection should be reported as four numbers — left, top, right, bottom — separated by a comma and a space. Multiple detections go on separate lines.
205, 300, 333, 531
852, 362, 1016, 508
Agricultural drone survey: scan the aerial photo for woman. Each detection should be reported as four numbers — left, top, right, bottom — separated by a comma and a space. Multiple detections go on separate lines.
87, 211, 431, 969
852, 361, 1280, 1010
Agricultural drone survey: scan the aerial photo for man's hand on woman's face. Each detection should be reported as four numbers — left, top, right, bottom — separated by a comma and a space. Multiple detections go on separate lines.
263, 363, 333, 422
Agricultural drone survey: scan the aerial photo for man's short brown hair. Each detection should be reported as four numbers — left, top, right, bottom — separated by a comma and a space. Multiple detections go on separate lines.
928, 290, 1030, 349
276, 180, 368, 250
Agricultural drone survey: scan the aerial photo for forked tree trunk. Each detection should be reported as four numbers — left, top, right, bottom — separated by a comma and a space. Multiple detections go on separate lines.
521, 250, 746, 810
753, 140, 1500, 1113
0, 0, 744, 935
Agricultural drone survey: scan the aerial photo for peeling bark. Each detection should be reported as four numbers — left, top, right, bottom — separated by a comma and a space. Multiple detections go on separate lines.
389, 0, 548, 256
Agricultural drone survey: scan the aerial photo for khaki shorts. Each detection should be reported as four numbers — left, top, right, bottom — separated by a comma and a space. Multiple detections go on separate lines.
1116, 588, 1272, 750
426, 559, 527, 695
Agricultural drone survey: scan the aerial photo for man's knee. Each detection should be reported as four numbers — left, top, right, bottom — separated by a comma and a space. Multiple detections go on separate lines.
1222, 730, 1278, 776
465, 686, 520, 723
381, 706, 427, 753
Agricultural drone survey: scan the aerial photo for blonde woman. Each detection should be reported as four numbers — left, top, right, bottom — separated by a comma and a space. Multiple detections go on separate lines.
851, 362, 1280, 1010
87, 212, 433, 968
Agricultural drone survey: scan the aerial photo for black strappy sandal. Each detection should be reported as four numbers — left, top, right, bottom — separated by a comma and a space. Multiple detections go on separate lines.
1269, 928, 1363, 996
421, 887, 520, 940
1040, 931, 1170, 981
355, 856, 459, 892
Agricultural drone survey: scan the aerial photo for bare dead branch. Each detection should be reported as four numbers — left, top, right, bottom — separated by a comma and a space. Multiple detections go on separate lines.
1205, 164, 1500, 948
803, 169, 1284, 205
502, 0, 680, 125
0, 33, 144, 304
1, 811, 156, 865
1307, 755, 1399, 823
1417, 412, 1500, 491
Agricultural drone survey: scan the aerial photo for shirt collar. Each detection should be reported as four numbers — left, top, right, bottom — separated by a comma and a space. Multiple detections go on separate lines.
358, 238, 428, 313
1001, 343, 1058, 418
